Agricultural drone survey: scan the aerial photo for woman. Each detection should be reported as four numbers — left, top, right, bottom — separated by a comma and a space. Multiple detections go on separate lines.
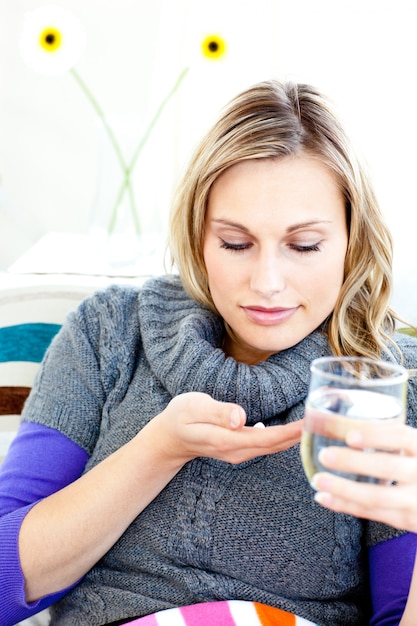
1, 80, 416, 626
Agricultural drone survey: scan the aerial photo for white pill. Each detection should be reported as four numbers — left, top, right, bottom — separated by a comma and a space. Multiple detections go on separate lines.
254, 422, 266, 428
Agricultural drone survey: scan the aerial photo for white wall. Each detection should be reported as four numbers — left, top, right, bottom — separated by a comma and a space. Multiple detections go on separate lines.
0, 0, 416, 321
269, 0, 417, 324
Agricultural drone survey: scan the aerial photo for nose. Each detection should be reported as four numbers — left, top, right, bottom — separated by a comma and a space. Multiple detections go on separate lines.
250, 248, 286, 298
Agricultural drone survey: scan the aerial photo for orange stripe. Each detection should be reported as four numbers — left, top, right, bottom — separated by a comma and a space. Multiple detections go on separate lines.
254, 602, 296, 626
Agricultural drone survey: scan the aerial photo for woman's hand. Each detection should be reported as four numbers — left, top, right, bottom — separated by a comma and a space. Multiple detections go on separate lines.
144, 392, 303, 468
312, 423, 417, 532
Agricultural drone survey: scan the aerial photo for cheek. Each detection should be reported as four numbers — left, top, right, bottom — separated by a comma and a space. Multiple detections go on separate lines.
317, 262, 345, 307
303, 255, 345, 309
204, 247, 230, 299
208, 264, 238, 303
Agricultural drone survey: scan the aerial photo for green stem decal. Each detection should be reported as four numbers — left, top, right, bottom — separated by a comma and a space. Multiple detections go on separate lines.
71, 67, 189, 236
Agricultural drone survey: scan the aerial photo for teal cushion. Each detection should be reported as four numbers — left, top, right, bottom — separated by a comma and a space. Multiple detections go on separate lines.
0, 323, 61, 363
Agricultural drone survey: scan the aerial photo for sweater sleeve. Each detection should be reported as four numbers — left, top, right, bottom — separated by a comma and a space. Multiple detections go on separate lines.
0, 420, 89, 626
369, 532, 417, 625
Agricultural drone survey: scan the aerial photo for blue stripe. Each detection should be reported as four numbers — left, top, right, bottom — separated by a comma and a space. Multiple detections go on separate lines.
0, 323, 62, 363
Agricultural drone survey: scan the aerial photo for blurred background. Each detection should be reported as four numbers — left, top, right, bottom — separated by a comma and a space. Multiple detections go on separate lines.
0, 0, 416, 320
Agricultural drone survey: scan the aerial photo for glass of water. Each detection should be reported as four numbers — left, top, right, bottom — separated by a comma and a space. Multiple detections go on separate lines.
301, 356, 408, 487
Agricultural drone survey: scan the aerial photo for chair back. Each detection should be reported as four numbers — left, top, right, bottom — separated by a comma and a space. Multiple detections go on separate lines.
0, 284, 96, 462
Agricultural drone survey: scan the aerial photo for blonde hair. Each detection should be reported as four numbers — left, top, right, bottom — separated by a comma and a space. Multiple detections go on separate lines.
168, 80, 400, 359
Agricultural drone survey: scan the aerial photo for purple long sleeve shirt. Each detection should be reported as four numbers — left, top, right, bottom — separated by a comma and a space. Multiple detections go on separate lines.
0, 422, 88, 625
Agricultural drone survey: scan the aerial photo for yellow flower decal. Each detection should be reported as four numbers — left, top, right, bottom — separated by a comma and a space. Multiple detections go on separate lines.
19, 4, 188, 240
201, 34, 227, 60
20, 5, 86, 75
39, 27, 62, 53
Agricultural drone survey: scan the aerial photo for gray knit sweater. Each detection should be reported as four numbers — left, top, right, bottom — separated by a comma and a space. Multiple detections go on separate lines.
23, 276, 417, 626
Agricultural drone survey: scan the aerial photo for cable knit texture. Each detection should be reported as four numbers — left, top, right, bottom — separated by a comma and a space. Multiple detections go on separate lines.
22, 276, 417, 626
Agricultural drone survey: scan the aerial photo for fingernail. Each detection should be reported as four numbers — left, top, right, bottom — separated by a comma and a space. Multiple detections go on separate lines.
314, 491, 333, 507
311, 473, 331, 491
230, 408, 241, 428
311, 474, 320, 490
318, 447, 335, 466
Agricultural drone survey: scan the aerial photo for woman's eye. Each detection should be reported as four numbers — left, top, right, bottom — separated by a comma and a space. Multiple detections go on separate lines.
220, 240, 251, 252
289, 242, 321, 254
218, 239, 322, 254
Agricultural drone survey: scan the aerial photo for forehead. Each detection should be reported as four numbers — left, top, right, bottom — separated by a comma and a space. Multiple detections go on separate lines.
210, 155, 340, 194
207, 156, 345, 223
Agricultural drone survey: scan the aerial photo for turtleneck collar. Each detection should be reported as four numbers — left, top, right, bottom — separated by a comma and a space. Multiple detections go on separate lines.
138, 276, 331, 424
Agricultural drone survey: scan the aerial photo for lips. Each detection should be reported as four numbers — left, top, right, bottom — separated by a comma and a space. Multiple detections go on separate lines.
242, 305, 299, 325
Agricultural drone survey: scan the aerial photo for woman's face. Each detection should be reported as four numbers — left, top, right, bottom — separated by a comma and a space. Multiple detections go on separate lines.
203, 155, 348, 364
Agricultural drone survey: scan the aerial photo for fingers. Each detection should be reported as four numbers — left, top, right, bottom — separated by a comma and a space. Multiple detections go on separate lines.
317, 445, 417, 485
312, 473, 417, 532
193, 419, 304, 465
314, 421, 417, 486
345, 424, 417, 457
168, 392, 247, 430
311, 422, 417, 533
163, 392, 303, 465
265, 421, 304, 450
240, 420, 303, 455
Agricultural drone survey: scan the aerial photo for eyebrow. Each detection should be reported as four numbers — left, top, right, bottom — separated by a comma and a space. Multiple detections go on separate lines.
211, 218, 332, 234
286, 220, 332, 233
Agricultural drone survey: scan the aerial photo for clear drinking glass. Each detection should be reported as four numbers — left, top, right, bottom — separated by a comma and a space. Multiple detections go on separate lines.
300, 356, 409, 486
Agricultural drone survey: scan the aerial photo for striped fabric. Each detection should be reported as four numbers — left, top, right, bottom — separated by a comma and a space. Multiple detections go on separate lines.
0, 284, 97, 461
0, 324, 62, 417
122, 601, 318, 626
